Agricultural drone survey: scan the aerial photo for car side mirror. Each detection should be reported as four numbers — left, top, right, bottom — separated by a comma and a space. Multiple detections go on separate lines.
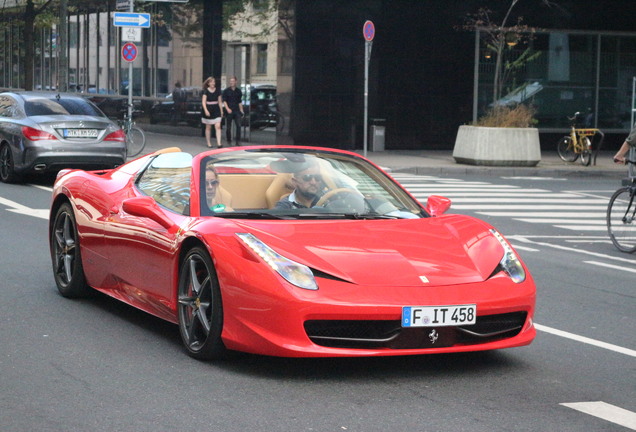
122, 196, 178, 232
425, 195, 451, 216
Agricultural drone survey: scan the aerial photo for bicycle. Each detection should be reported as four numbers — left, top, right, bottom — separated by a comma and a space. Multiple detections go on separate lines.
606, 159, 636, 253
556, 112, 600, 166
118, 106, 146, 158
251, 101, 285, 133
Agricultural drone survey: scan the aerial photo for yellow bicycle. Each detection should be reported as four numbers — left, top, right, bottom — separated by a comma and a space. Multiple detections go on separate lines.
556, 112, 600, 166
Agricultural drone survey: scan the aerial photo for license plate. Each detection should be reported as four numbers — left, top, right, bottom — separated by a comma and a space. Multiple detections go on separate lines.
63, 129, 99, 138
402, 304, 476, 327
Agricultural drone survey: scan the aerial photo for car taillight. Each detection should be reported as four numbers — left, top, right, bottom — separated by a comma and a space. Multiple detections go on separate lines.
21, 126, 57, 141
104, 129, 126, 142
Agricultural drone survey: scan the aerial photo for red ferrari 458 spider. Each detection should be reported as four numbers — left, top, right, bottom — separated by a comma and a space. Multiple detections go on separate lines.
49, 146, 535, 359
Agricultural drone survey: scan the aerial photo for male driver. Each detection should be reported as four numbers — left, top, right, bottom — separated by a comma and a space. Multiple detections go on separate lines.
222, 76, 244, 144
275, 163, 325, 209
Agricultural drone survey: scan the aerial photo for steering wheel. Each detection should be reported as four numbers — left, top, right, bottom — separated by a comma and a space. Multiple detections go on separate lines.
316, 188, 363, 210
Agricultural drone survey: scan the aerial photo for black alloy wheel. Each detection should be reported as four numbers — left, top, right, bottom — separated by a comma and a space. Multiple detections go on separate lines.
51, 203, 90, 297
177, 247, 226, 360
0, 144, 20, 183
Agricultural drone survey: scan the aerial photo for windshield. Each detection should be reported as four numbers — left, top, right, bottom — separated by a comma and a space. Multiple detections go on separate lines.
200, 149, 424, 220
24, 97, 105, 117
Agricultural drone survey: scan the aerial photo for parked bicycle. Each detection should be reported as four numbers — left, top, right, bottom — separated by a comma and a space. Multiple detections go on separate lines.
118, 105, 146, 158
606, 159, 636, 253
250, 101, 285, 133
556, 112, 602, 166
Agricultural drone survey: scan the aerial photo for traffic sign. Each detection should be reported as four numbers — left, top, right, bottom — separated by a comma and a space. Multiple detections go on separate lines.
122, 27, 142, 42
363, 20, 375, 42
122, 42, 138, 62
115, 0, 131, 10
113, 12, 151, 28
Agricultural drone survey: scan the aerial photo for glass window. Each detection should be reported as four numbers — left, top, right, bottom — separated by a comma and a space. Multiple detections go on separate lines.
0, 96, 15, 117
200, 149, 424, 219
256, 44, 268, 75
137, 152, 193, 215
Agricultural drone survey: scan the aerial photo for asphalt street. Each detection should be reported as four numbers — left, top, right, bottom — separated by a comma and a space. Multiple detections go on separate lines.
0, 131, 634, 431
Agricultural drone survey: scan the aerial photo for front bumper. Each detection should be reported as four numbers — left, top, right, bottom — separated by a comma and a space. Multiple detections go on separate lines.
218, 267, 536, 358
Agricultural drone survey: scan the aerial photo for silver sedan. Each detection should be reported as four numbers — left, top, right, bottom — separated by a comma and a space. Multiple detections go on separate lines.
0, 92, 127, 183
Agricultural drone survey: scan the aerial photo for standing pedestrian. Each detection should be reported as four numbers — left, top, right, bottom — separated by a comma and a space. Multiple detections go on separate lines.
201, 77, 223, 148
222, 76, 244, 144
171, 81, 186, 125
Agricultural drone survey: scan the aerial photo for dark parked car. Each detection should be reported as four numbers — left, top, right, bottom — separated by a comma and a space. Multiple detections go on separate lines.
0, 92, 127, 183
245, 84, 279, 129
150, 87, 202, 127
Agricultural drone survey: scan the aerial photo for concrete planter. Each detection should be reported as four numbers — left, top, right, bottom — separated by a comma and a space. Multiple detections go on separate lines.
452, 125, 541, 167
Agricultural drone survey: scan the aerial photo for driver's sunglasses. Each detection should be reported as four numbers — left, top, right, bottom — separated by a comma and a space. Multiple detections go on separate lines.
299, 174, 322, 182
207, 179, 220, 187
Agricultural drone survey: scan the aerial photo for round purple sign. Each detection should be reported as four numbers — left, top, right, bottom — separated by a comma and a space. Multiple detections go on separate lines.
363, 20, 375, 42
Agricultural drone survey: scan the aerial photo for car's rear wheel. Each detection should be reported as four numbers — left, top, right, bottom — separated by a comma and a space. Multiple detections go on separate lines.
0, 144, 21, 183
50, 203, 91, 297
177, 247, 226, 360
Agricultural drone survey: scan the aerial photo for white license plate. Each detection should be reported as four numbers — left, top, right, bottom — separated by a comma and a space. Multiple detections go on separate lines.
64, 129, 98, 138
402, 304, 476, 327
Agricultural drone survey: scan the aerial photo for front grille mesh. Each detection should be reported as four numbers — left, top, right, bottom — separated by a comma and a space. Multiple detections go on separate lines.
304, 312, 527, 349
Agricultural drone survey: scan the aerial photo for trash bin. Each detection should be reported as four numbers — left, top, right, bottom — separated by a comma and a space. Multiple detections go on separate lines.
369, 118, 385, 152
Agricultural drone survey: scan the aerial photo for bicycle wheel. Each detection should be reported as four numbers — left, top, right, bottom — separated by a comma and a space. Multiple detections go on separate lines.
275, 112, 285, 133
607, 186, 636, 253
126, 126, 146, 158
579, 137, 592, 166
557, 136, 578, 162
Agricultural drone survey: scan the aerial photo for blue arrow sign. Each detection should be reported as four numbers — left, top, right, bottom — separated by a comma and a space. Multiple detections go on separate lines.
113, 12, 151, 28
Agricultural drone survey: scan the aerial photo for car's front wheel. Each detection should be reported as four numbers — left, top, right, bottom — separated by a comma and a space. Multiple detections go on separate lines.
50, 203, 91, 297
177, 247, 226, 360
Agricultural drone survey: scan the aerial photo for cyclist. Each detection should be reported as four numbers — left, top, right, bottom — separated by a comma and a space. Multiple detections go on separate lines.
613, 122, 636, 164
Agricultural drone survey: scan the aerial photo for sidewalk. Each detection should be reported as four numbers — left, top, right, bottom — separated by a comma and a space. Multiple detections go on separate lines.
140, 123, 627, 179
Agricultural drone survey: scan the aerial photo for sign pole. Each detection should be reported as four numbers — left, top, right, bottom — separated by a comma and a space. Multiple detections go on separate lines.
362, 20, 375, 158
128, 0, 134, 122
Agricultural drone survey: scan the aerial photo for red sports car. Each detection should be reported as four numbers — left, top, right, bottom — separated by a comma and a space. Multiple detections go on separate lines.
49, 146, 535, 359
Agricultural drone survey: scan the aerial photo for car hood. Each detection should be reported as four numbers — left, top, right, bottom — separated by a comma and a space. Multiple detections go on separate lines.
231, 215, 505, 287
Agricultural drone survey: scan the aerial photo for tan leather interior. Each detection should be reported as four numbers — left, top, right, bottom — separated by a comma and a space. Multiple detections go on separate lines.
217, 173, 293, 209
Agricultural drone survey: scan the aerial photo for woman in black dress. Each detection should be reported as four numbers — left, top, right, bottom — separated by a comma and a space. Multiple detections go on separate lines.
201, 76, 223, 148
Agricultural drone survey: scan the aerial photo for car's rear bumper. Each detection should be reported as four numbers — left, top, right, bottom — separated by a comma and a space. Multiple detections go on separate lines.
16, 144, 126, 173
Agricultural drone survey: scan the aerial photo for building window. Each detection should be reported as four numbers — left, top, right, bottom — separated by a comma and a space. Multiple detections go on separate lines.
256, 44, 267, 75
253, 0, 268, 13
279, 39, 293, 75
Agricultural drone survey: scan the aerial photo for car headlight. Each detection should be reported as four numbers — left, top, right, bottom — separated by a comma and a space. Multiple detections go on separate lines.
490, 229, 526, 283
237, 233, 318, 290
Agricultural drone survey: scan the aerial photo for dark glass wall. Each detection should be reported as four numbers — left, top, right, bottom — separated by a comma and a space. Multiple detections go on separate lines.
292, 0, 636, 150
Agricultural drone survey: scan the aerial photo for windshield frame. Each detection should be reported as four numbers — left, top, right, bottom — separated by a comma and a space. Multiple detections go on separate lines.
198, 148, 426, 220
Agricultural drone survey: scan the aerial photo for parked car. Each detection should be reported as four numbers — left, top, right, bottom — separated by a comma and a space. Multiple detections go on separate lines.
245, 84, 279, 130
149, 87, 202, 127
0, 92, 127, 183
49, 145, 536, 360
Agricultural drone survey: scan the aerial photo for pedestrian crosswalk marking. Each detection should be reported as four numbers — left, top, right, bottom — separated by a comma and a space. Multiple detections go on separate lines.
392, 173, 610, 232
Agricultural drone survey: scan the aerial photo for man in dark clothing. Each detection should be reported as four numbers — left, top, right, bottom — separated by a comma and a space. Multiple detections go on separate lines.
222, 76, 244, 144
171, 82, 186, 125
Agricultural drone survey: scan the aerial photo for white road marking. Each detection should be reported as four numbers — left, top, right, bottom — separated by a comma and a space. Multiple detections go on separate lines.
560, 402, 636, 430
515, 218, 606, 225
509, 244, 539, 252
511, 236, 636, 264
535, 324, 636, 357
502, 176, 567, 181
0, 196, 49, 220
584, 260, 636, 274
29, 184, 53, 192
